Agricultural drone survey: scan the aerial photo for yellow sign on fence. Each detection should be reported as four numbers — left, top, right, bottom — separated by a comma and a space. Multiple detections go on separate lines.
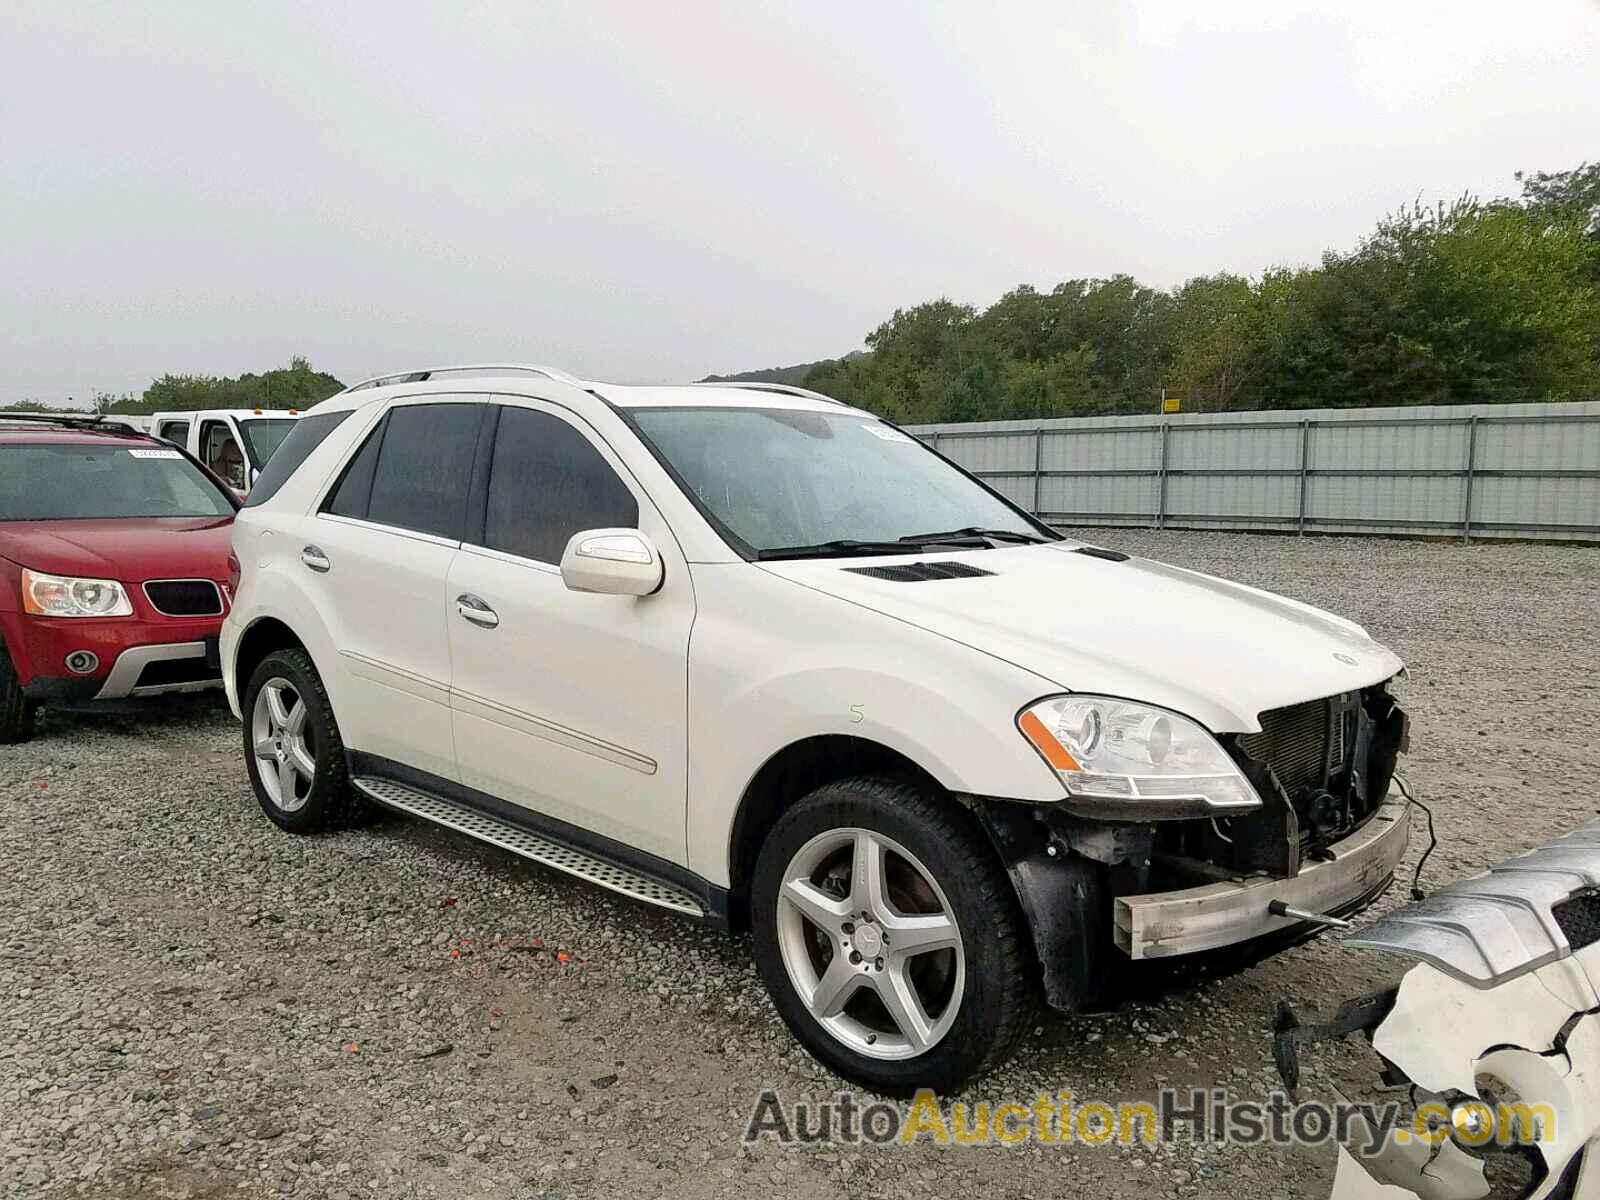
1162, 396, 1181, 414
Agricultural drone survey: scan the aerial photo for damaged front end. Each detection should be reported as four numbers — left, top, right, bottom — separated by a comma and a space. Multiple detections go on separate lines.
1107, 681, 1412, 961
977, 682, 1413, 1010
1275, 824, 1600, 1199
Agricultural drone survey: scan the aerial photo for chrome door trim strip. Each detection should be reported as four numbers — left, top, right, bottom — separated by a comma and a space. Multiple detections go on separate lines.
458, 542, 562, 575
315, 513, 461, 549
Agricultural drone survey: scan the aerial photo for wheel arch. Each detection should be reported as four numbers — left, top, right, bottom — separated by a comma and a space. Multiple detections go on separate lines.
231, 615, 309, 696
724, 733, 945, 928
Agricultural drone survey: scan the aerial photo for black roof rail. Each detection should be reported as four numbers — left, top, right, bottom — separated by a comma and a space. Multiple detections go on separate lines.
0, 412, 146, 437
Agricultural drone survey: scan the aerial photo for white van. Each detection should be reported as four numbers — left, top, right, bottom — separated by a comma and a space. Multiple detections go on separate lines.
152, 408, 301, 492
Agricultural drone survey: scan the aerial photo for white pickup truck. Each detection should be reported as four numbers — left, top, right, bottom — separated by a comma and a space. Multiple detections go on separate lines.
151, 408, 301, 493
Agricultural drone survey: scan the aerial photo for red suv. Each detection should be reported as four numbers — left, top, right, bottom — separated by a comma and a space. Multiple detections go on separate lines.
0, 415, 239, 741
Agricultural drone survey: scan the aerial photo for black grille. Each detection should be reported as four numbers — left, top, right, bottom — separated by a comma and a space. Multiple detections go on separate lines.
844, 561, 996, 582
1239, 696, 1345, 792
143, 580, 223, 617
1555, 891, 1600, 951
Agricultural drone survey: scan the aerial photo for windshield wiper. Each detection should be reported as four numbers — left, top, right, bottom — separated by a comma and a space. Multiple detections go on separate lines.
897, 526, 1051, 546
757, 539, 927, 562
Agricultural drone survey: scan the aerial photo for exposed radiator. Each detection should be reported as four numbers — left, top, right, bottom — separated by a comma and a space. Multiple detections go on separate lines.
1239, 695, 1346, 793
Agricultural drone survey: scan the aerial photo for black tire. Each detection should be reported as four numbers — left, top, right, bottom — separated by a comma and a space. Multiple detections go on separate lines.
750, 775, 1038, 1095
0, 641, 33, 744
242, 648, 363, 834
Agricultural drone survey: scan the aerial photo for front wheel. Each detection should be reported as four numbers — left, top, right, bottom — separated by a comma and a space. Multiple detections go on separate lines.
751, 776, 1038, 1095
0, 642, 33, 744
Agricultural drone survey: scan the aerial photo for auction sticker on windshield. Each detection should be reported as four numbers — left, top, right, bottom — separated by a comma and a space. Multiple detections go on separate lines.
127, 448, 184, 459
863, 424, 914, 443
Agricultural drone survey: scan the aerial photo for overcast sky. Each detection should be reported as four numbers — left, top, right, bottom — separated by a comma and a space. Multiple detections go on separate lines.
3, 2, 1598, 406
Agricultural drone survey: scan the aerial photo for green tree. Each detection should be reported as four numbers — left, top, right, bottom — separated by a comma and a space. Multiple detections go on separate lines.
783, 162, 1600, 418
109, 357, 346, 415
1517, 161, 1600, 234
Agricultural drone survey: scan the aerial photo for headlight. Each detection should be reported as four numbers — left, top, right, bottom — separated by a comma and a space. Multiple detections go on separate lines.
21, 569, 134, 618
1017, 695, 1259, 817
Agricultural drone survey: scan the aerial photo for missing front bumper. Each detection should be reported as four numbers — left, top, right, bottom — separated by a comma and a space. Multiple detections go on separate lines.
1114, 790, 1411, 959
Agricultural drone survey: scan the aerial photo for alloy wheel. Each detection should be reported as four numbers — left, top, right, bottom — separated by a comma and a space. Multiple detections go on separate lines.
251, 677, 316, 812
775, 827, 965, 1060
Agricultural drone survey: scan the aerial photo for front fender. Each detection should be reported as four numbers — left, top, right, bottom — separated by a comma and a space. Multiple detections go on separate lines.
683, 568, 1066, 885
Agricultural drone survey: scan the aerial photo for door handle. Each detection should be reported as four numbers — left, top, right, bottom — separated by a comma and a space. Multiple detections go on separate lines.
455, 593, 499, 628
301, 546, 331, 573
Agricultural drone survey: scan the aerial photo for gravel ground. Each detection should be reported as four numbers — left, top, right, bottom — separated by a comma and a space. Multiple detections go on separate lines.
4, 531, 1598, 1200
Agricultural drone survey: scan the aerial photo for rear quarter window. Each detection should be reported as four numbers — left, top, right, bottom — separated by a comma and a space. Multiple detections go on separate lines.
324, 403, 484, 540
243, 411, 352, 507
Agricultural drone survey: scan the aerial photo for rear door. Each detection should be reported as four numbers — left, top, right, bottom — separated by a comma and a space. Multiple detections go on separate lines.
306, 396, 488, 781
445, 401, 695, 863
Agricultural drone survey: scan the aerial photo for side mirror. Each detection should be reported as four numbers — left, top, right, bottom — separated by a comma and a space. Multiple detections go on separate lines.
560, 529, 664, 596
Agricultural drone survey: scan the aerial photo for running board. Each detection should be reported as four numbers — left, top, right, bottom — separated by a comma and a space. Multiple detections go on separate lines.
351, 775, 705, 918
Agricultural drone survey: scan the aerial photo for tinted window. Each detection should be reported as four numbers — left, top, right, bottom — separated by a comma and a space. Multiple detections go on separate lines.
322, 416, 385, 519
243, 411, 351, 507
239, 418, 296, 468
0, 444, 235, 520
158, 420, 190, 444
362, 403, 483, 539
483, 407, 638, 564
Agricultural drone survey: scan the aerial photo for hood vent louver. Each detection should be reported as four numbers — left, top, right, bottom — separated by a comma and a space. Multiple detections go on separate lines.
844, 561, 996, 582
1071, 546, 1130, 562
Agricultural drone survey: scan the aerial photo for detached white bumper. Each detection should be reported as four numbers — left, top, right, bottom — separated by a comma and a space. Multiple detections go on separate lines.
1114, 790, 1411, 959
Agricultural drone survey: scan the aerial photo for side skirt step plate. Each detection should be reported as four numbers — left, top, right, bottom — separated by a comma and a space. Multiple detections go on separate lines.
351, 775, 704, 918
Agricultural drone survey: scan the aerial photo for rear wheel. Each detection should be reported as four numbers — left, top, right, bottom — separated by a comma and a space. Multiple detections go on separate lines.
751, 776, 1037, 1095
243, 649, 362, 833
0, 642, 33, 744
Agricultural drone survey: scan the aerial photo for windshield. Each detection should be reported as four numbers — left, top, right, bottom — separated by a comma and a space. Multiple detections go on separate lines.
629, 407, 1047, 557
0, 444, 236, 520
239, 418, 296, 468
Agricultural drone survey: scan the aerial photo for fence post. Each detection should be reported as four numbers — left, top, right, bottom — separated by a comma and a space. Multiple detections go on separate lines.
1297, 419, 1312, 535
1155, 422, 1170, 529
1462, 415, 1479, 543
1031, 426, 1044, 516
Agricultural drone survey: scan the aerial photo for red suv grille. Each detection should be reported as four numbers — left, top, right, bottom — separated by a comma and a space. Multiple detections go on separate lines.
143, 580, 223, 617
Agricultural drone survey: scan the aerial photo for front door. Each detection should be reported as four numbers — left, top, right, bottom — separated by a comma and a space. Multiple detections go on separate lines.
199, 418, 248, 492
445, 401, 694, 864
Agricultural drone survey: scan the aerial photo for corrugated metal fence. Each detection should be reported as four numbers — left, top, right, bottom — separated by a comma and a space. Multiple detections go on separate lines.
905, 400, 1600, 541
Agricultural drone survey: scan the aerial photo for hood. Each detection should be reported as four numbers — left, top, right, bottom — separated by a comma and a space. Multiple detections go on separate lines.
759, 542, 1404, 734
0, 517, 235, 582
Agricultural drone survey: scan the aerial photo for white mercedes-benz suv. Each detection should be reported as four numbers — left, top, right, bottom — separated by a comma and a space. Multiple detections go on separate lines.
221, 363, 1411, 1093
